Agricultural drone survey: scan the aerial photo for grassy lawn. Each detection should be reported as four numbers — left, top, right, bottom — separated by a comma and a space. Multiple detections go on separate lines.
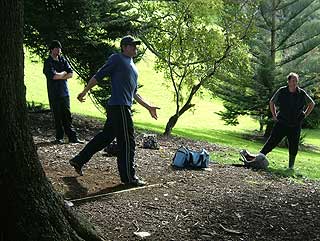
24, 49, 320, 180
25, 51, 105, 118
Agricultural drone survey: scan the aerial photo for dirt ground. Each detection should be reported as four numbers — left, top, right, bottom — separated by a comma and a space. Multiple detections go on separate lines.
29, 111, 320, 241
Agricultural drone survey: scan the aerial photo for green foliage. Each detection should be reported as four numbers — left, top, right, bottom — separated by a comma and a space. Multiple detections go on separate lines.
27, 101, 49, 113
302, 87, 320, 128
133, 0, 257, 134
24, 0, 141, 114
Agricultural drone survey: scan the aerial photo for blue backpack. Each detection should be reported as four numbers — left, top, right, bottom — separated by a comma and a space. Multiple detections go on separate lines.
172, 146, 210, 168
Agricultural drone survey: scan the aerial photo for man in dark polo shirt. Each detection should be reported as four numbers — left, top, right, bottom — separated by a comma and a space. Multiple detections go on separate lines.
69, 35, 159, 186
259, 72, 315, 169
43, 40, 82, 144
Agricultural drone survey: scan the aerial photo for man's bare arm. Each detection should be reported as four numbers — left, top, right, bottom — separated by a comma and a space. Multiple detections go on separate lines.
269, 100, 277, 121
304, 102, 315, 117
53, 71, 67, 80
77, 77, 98, 102
134, 93, 160, 120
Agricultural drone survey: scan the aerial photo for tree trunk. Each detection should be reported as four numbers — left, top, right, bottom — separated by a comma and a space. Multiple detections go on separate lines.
164, 83, 199, 136
0, 1, 104, 240
164, 114, 179, 136
164, 102, 195, 136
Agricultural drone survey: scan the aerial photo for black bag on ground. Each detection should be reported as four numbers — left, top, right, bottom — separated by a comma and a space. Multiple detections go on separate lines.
142, 134, 159, 149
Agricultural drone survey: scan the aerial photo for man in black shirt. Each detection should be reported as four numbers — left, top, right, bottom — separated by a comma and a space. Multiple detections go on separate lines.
43, 40, 82, 144
260, 72, 315, 169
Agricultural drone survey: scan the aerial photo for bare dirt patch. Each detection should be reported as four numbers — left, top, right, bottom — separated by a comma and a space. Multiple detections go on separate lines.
29, 112, 320, 241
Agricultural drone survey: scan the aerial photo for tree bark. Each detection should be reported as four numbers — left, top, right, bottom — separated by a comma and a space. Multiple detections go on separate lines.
164, 83, 199, 136
0, 1, 104, 240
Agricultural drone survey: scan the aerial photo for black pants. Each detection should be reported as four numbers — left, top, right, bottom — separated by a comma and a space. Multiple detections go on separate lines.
76, 105, 136, 183
260, 121, 301, 157
50, 96, 77, 141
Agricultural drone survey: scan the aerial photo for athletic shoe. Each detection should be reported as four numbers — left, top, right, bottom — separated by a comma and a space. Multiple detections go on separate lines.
125, 179, 146, 187
69, 158, 84, 176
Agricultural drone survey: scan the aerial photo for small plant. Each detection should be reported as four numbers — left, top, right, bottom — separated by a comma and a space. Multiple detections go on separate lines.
27, 101, 49, 113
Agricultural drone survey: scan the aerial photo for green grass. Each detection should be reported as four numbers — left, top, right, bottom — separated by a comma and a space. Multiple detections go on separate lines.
24, 49, 320, 180
25, 51, 105, 118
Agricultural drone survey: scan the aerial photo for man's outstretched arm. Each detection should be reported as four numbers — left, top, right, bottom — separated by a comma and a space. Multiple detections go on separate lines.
134, 93, 160, 120
77, 77, 97, 102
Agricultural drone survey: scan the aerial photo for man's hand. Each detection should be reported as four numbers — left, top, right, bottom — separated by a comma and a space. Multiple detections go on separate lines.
272, 115, 278, 122
77, 78, 97, 102
134, 93, 160, 119
148, 106, 160, 120
77, 91, 87, 102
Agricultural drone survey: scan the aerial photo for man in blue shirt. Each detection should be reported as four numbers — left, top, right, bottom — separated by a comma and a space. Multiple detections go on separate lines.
69, 36, 159, 186
43, 40, 83, 144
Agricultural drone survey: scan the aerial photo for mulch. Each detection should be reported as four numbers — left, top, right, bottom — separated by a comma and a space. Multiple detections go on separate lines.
29, 111, 320, 241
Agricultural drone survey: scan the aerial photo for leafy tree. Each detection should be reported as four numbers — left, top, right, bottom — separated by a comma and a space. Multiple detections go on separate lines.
24, 0, 140, 113
0, 0, 105, 240
133, 0, 257, 135
216, 0, 320, 137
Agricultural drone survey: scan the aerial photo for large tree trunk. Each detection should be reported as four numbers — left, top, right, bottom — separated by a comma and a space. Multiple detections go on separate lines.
0, 1, 104, 240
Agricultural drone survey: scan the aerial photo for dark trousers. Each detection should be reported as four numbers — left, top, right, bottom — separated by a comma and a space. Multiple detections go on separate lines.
50, 96, 77, 141
76, 105, 136, 183
260, 121, 301, 157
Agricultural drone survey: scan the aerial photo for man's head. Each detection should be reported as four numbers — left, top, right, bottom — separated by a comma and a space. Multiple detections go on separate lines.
287, 72, 299, 90
49, 40, 62, 57
120, 35, 141, 57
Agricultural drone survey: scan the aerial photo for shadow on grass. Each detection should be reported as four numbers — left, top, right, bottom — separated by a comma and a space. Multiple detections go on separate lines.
267, 167, 304, 180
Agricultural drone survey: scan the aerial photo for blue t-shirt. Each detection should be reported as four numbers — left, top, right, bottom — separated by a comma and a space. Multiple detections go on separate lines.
94, 53, 138, 106
43, 55, 73, 100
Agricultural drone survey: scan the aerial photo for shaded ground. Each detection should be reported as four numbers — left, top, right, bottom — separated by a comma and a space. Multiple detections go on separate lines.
29, 111, 320, 241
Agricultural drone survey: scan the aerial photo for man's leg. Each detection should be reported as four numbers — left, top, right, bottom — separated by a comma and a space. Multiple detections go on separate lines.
50, 99, 64, 141
287, 125, 301, 169
60, 96, 78, 142
69, 115, 115, 174
113, 106, 137, 184
260, 122, 287, 155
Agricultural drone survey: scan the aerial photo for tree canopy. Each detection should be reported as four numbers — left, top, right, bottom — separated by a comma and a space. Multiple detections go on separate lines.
133, 0, 257, 135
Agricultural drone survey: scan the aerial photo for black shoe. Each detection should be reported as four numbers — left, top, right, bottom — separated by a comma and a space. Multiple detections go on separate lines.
69, 158, 84, 176
69, 138, 84, 144
51, 139, 64, 144
125, 179, 146, 187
